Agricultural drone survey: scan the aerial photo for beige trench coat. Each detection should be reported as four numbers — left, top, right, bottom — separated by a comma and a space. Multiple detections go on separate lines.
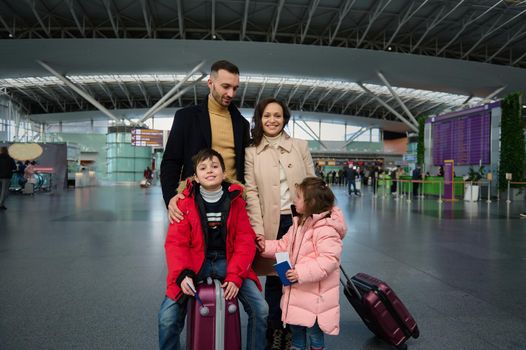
244, 133, 315, 275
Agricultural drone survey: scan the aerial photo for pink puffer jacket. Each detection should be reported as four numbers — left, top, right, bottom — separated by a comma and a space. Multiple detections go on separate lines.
261, 207, 347, 335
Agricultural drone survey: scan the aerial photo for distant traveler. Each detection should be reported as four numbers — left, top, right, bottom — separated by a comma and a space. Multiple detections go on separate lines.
371, 166, 379, 194
412, 166, 422, 196
143, 166, 153, 181
0, 146, 16, 210
24, 161, 36, 185
390, 166, 400, 195
346, 165, 359, 195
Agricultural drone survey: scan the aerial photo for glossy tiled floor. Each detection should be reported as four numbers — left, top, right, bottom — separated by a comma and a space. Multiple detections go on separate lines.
1, 184, 526, 349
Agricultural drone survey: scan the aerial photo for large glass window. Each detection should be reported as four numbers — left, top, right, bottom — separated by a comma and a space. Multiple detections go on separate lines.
290, 121, 380, 142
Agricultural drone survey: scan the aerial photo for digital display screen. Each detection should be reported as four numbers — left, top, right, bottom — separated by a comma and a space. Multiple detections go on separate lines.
432, 111, 491, 166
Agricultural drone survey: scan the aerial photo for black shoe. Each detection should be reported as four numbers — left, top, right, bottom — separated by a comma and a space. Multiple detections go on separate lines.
520, 213, 526, 218
268, 328, 283, 350
282, 327, 292, 350
0, 205, 6, 210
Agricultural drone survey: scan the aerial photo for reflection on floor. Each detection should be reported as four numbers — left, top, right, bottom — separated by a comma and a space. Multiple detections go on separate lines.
1, 184, 525, 349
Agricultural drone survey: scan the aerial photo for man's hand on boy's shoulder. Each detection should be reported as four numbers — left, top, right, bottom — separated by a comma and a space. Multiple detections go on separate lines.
168, 176, 196, 224
168, 193, 185, 224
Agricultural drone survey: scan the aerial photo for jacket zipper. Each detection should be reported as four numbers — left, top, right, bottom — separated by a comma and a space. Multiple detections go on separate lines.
282, 220, 307, 328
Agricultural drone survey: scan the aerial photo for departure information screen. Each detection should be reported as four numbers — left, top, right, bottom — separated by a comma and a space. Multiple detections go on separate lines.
432, 111, 491, 166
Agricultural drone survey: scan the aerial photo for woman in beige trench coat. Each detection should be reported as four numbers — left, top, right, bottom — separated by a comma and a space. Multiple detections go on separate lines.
244, 98, 315, 350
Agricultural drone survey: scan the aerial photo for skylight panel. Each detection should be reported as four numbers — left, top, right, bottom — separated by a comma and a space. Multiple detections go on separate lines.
0, 73, 487, 108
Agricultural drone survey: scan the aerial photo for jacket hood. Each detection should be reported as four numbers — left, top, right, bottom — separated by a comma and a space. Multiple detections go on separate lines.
310, 206, 347, 239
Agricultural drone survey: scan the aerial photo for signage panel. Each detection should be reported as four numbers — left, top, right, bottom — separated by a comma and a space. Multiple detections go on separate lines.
131, 129, 163, 147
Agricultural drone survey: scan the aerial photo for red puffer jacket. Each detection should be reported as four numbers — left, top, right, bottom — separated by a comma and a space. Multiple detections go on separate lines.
164, 180, 261, 301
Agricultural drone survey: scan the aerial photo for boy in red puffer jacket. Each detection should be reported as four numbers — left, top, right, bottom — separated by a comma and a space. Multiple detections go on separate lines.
158, 148, 268, 350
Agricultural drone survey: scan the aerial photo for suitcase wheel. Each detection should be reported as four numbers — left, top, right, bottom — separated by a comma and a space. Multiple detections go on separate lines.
412, 327, 420, 339
396, 344, 408, 350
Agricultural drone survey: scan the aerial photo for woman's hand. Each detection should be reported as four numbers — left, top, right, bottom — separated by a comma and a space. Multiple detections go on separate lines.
221, 281, 239, 300
255, 235, 265, 252
286, 269, 299, 283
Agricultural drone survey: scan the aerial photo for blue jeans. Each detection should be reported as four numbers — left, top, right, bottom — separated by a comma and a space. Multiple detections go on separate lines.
158, 257, 268, 350
347, 180, 358, 195
290, 321, 325, 349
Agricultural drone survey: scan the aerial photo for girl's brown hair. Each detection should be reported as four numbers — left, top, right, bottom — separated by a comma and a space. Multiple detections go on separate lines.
296, 177, 335, 222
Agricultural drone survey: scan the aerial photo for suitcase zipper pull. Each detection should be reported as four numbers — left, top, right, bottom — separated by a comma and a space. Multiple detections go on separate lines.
187, 279, 204, 306
188, 281, 210, 316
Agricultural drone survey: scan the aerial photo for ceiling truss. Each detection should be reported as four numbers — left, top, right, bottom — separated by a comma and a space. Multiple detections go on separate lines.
0, 72, 486, 125
1, 1, 524, 67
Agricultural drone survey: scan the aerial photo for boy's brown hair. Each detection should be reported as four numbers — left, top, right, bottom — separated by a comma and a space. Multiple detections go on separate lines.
296, 177, 335, 221
191, 148, 226, 174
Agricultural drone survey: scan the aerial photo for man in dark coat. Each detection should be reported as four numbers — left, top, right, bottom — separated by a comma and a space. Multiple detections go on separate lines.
0, 146, 16, 210
346, 165, 359, 195
371, 165, 379, 194
160, 60, 250, 223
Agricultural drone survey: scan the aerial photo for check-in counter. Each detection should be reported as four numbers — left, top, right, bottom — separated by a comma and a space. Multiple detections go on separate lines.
419, 176, 464, 196
377, 175, 465, 196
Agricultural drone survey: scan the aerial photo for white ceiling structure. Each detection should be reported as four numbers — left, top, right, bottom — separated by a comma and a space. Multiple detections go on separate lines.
1, 0, 526, 132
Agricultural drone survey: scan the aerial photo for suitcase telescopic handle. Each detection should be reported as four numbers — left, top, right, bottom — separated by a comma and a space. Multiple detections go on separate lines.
339, 265, 351, 280
339, 265, 362, 299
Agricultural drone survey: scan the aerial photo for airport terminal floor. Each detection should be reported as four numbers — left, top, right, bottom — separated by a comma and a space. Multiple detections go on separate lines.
1, 184, 526, 350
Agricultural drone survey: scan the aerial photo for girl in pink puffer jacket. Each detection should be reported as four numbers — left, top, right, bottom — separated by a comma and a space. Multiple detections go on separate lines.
257, 177, 347, 350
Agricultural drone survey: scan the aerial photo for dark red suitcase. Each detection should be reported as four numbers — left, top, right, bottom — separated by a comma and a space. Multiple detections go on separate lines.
340, 267, 419, 350
186, 278, 241, 350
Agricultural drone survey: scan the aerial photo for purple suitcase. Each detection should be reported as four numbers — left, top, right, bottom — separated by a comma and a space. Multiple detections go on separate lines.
186, 278, 241, 350
340, 267, 419, 350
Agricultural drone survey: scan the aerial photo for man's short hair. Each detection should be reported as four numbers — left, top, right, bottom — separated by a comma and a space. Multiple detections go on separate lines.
192, 148, 226, 173
210, 60, 239, 76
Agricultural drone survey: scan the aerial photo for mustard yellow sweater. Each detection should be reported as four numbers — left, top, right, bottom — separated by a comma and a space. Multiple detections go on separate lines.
208, 95, 236, 180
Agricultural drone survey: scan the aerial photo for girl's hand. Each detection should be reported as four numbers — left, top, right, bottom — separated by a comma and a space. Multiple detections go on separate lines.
286, 269, 299, 283
221, 281, 239, 300
255, 235, 265, 252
